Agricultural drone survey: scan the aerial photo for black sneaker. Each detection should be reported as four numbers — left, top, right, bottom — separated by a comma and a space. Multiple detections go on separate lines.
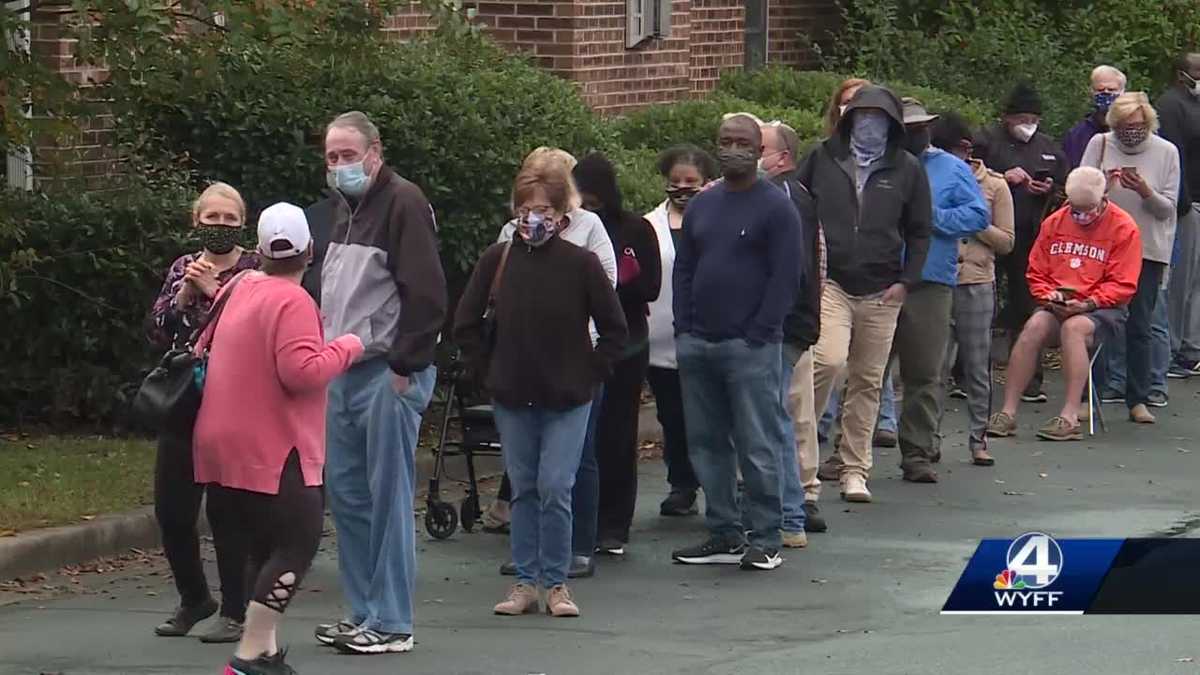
740, 546, 783, 571
225, 649, 297, 675
1167, 362, 1193, 379
332, 628, 414, 654
949, 385, 967, 400
672, 537, 745, 565
659, 490, 699, 516
802, 501, 827, 533
596, 538, 626, 556
1021, 390, 1049, 403
154, 597, 218, 637
1099, 391, 1124, 405
1147, 391, 1169, 408
569, 554, 596, 578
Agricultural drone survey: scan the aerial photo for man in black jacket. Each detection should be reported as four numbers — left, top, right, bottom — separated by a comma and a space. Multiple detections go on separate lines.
796, 84, 932, 504
1158, 52, 1200, 376
760, 120, 826, 534
975, 82, 1068, 402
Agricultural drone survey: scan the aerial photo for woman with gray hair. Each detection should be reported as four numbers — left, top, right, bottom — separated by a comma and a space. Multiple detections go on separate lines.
1080, 92, 1181, 423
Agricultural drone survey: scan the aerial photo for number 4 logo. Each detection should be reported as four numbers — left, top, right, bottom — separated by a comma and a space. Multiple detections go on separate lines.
1006, 532, 1063, 589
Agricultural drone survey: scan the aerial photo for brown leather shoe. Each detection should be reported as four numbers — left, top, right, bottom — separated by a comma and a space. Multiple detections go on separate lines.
546, 584, 580, 618
817, 454, 844, 482
1129, 403, 1156, 424
493, 583, 539, 616
901, 461, 939, 483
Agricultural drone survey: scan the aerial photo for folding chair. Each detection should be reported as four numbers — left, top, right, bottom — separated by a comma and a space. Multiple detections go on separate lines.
1086, 342, 1108, 436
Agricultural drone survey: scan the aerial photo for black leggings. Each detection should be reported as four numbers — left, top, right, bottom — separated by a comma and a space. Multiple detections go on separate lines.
154, 431, 247, 621
205, 451, 325, 613
596, 347, 650, 543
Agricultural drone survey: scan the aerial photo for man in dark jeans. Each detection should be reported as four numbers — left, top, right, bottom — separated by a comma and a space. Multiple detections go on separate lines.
671, 114, 803, 571
976, 82, 1068, 403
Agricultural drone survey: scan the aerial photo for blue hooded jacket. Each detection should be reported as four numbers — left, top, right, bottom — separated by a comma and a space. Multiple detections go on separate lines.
918, 147, 989, 286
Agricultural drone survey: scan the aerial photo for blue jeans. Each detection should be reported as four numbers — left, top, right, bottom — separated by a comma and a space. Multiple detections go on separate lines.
779, 346, 807, 533
877, 371, 898, 434
572, 385, 604, 557
818, 370, 897, 441
677, 334, 784, 549
326, 358, 436, 635
493, 402, 591, 588
1102, 285, 1169, 398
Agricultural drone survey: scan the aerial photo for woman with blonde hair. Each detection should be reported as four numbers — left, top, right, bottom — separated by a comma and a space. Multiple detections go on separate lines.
146, 181, 259, 642
1080, 92, 1181, 422
485, 147, 618, 579
824, 77, 872, 137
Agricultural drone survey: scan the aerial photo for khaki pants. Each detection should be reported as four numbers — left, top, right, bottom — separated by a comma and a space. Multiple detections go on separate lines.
786, 347, 822, 501
812, 281, 903, 480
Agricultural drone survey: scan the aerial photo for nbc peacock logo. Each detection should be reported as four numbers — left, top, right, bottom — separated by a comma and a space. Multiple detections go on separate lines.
993, 569, 1027, 590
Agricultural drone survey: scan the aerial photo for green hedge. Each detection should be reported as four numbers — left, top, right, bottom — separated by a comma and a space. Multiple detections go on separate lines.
0, 178, 193, 427
121, 36, 605, 278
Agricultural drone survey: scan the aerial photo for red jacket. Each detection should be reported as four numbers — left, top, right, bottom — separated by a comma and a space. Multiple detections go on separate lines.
1026, 203, 1141, 308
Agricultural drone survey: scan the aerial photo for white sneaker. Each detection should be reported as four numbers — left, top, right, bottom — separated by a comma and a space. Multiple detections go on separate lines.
841, 474, 872, 503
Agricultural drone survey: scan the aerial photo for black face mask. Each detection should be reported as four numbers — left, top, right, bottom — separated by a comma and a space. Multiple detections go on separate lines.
197, 225, 240, 254
905, 127, 931, 156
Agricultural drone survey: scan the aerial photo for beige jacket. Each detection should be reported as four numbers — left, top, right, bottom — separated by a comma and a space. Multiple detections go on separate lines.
958, 158, 1015, 284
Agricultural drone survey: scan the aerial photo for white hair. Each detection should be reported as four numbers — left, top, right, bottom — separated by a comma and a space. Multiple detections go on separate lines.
1091, 65, 1127, 91
1065, 167, 1107, 208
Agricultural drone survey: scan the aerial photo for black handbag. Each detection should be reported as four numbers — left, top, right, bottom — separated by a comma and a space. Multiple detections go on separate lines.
132, 272, 247, 433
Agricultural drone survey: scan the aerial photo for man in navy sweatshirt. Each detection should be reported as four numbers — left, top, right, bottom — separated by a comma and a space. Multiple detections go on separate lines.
671, 114, 804, 572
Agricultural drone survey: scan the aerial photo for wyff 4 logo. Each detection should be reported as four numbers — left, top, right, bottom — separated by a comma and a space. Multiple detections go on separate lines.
993, 532, 1065, 609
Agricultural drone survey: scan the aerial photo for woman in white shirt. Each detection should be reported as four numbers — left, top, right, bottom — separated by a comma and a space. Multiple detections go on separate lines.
1080, 92, 1181, 423
644, 145, 718, 516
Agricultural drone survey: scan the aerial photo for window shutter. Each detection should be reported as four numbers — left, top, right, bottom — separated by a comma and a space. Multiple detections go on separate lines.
655, 0, 671, 38
626, 0, 648, 48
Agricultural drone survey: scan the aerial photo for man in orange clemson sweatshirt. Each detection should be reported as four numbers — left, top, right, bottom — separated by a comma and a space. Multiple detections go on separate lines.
986, 166, 1142, 442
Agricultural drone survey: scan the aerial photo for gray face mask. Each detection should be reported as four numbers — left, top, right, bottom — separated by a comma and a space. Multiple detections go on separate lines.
717, 147, 760, 180
850, 110, 890, 162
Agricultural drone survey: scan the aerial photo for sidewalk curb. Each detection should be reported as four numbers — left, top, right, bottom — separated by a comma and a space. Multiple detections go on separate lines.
0, 404, 663, 580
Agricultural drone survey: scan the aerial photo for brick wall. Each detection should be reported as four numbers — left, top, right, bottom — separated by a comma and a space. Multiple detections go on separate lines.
687, 0, 743, 97
379, 1, 436, 39
767, 0, 838, 68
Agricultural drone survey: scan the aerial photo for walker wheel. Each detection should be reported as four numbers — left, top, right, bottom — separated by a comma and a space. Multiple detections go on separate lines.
460, 494, 480, 533
425, 501, 458, 540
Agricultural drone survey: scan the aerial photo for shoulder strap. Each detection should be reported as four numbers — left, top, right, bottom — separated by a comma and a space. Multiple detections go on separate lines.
486, 241, 514, 309
192, 270, 250, 353
1099, 133, 1108, 168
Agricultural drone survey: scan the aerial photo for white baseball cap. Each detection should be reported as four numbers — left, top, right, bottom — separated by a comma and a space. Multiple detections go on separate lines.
257, 202, 312, 260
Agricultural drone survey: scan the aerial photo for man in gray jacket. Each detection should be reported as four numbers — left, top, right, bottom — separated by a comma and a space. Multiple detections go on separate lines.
309, 111, 447, 655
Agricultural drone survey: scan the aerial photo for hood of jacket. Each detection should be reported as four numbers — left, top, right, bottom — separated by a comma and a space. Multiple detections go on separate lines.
835, 84, 907, 153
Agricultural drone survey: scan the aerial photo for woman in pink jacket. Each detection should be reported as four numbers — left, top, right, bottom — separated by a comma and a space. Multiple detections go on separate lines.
192, 203, 363, 675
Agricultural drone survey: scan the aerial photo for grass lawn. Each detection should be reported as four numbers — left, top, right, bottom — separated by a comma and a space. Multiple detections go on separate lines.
0, 435, 156, 534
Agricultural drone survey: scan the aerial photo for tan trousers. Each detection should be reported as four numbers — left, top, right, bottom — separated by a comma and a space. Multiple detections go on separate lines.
787, 348, 822, 501
812, 281, 903, 481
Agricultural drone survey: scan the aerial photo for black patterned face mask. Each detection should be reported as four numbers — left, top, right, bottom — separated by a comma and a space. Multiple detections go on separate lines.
197, 225, 241, 254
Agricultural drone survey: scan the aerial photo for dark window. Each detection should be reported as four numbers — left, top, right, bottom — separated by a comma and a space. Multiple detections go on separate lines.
744, 0, 767, 70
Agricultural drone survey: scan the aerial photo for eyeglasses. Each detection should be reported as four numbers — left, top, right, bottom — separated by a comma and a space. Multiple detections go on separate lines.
516, 206, 557, 219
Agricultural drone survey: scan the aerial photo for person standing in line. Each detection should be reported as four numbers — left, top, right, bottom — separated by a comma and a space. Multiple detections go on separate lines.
760, 120, 826, 538
1158, 52, 1200, 378
492, 147, 617, 579
670, 114, 803, 571
195, 203, 364, 675
454, 166, 627, 618
887, 98, 989, 483
930, 112, 1015, 466
573, 152, 662, 557
1062, 66, 1128, 169
975, 82, 1069, 405
1081, 92, 1180, 424
645, 145, 718, 518
308, 111, 447, 655
797, 84, 932, 503
146, 182, 257, 643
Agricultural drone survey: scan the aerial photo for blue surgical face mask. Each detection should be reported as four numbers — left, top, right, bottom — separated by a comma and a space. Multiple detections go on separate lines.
327, 161, 371, 197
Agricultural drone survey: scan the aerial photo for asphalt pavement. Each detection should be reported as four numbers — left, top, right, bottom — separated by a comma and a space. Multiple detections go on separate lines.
2, 373, 1199, 675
